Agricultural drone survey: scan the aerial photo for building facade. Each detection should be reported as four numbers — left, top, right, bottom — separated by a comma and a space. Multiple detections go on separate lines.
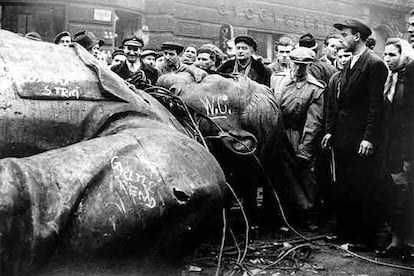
0, 0, 412, 60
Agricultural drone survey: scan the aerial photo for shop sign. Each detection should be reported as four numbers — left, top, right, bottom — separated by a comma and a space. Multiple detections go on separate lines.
93, 9, 112, 22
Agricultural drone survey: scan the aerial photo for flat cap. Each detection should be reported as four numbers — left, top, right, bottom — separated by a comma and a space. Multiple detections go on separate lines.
111, 49, 125, 59
234, 35, 257, 51
122, 36, 144, 47
299, 33, 318, 50
333, 19, 372, 38
141, 49, 158, 58
289, 47, 316, 64
25, 32, 42, 41
53, 31, 71, 44
161, 42, 184, 54
73, 31, 99, 50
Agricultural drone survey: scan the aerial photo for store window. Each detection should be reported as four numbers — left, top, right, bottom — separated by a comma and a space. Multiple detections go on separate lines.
1, 3, 65, 42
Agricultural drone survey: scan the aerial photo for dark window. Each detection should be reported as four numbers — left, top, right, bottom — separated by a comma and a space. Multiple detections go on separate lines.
1, 3, 65, 42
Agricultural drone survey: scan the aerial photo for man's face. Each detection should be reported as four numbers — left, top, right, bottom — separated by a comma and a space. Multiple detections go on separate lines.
235, 42, 254, 61
142, 55, 156, 68
336, 49, 352, 70
277, 45, 293, 64
163, 49, 179, 66
339, 28, 358, 53
325, 38, 342, 61
123, 44, 142, 63
182, 47, 197, 64
195, 53, 214, 70
408, 15, 414, 45
383, 44, 401, 72
58, 35, 71, 47
111, 54, 126, 66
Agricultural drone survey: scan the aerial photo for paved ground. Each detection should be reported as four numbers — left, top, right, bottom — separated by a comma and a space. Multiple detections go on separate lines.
39, 225, 414, 276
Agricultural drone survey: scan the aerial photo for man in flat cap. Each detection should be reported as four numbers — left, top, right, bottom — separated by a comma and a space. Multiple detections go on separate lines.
54, 31, 71, 47
217, 35, 272, 87
157, 42, 207, 82
322, 19, 388, 250
111, 36, 160, 89
277, 47, 325, 227
141, 49, 159, 68
158, 42, 186, 74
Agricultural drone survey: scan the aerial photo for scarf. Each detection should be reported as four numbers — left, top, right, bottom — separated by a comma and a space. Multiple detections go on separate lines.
383, 72, 398, 102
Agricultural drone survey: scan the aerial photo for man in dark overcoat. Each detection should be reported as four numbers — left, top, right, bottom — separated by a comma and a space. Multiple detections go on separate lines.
217, 35, 272, 87
322, 19, 388, 249
111, 36, 160, 88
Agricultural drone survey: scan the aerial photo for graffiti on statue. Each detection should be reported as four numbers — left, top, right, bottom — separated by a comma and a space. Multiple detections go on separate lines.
111, 156, 160, 209
200, 95, 232, 119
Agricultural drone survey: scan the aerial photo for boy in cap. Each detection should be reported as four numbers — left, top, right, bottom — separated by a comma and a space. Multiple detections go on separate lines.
217, 35, 272, 87
277, 47, 325, 227
54, 31, 71, 47
110, 49, 126, 67
322, 19, 388, 250
111, 36, 160, 88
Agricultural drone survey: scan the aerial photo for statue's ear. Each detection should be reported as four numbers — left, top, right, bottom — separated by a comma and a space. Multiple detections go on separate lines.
220, 131, 257, 155
169, 84, 182, 96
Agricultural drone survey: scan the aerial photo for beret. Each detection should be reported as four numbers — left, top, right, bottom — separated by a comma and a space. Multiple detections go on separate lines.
333, 19, 372, 38
234, 35, 257, 51
289, 47, 316, 64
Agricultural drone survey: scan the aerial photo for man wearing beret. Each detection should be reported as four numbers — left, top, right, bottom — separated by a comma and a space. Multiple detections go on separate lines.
322, 19, 388, 250
217, 35, 272, 87
111, 36, 160, 89
157, 42, 207, 82
277, 47, 325, 227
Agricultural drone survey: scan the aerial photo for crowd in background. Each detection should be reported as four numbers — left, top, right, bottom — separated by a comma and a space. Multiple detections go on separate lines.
20, 10, 414, 260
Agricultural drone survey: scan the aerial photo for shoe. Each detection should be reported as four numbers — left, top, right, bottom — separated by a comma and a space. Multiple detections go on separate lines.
375, 245, 404, 258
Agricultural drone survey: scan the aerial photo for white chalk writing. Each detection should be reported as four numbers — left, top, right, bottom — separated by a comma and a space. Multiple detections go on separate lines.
43, 85, 80, 99
200, 95, 232, 118
110, 156, 160, 209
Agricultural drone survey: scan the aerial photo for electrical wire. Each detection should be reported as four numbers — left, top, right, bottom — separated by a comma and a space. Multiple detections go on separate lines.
147, 84, 414, 273
216, 208, 227, 276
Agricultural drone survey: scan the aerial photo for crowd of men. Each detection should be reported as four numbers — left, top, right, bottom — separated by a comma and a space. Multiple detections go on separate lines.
22, 10, 414, 259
